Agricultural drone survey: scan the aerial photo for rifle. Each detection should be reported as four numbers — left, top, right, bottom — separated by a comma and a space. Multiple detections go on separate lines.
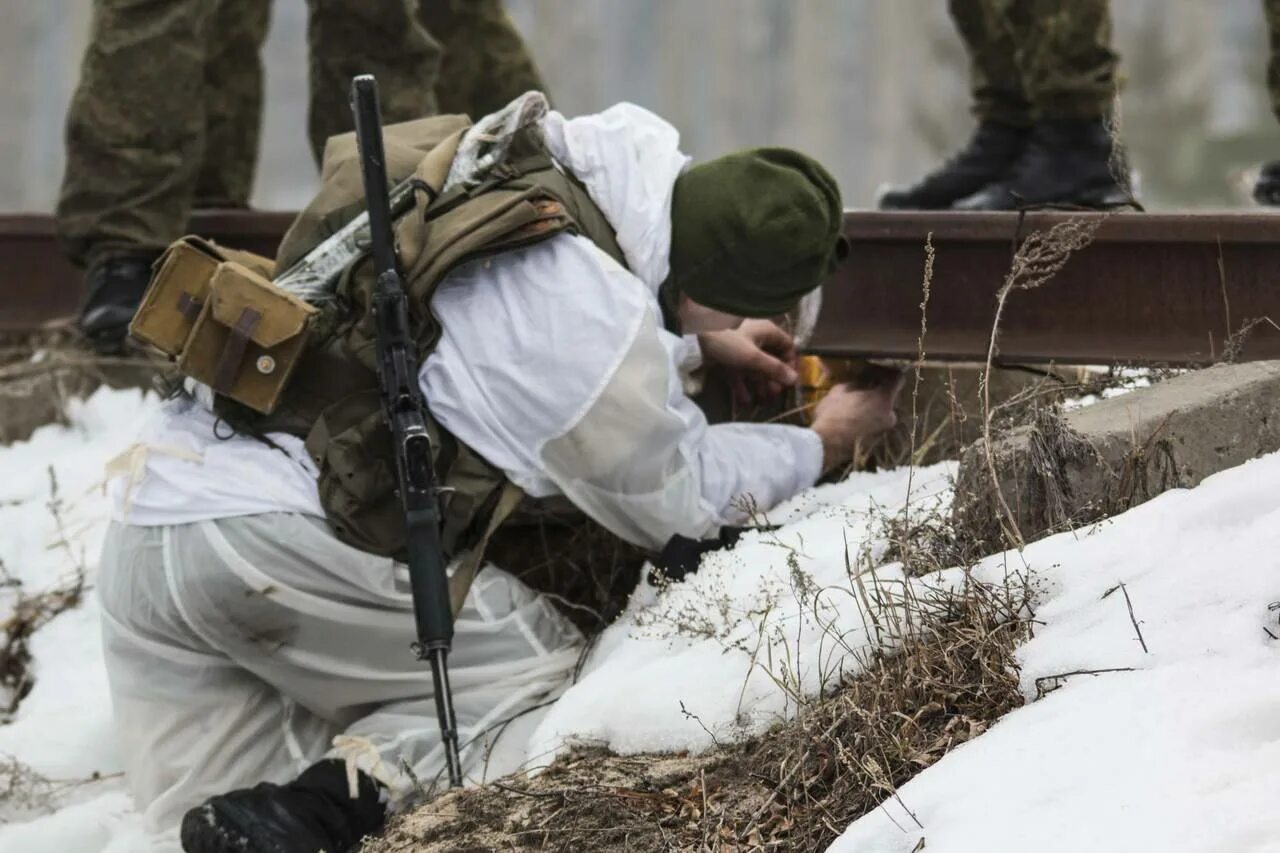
350, 74, 464, 789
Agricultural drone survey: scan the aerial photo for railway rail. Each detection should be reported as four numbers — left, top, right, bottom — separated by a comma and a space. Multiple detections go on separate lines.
0, 211, 292, 332
5, 209, 1280, 365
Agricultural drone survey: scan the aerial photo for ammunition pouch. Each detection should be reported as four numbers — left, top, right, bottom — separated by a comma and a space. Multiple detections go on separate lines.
130, 236, 316, 414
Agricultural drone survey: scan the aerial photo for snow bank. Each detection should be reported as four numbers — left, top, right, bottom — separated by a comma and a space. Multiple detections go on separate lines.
5, 384, 1279, 853
526, 465, 956, 762
0, 386, 956, 849
832, 452, 1280, 853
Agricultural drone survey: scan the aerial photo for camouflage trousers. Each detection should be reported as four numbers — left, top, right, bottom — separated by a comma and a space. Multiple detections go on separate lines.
948, 0, 1119, 125
1265, 0, 1280, 122
57, 0, 546, 268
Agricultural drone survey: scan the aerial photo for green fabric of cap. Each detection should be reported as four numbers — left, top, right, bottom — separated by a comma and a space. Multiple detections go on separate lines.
667, 147, 845, 318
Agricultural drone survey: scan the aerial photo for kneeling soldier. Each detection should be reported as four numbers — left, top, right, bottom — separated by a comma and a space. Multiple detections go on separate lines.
101, 95, 901, 852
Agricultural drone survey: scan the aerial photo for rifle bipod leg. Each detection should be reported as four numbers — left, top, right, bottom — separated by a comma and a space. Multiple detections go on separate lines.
426, 645, 464, 788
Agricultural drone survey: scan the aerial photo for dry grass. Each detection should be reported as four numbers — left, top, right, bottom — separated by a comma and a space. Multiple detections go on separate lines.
0, 753, 121, 824
879, 493, 984, 581
0, 468, 88, 719
858, 362, 1099, 471
486, 508, 649, 633
365, 572, 1031, 853
0, 754, 58, 819
0, 328, 165, 445
0, 570, 84, 718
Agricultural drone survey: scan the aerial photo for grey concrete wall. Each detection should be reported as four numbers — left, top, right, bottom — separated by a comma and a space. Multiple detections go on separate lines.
953, 362, 1280, 549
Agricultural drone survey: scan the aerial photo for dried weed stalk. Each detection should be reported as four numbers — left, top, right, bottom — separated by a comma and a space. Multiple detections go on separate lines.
0, 469, 88, 718
901, 233, 935, 558
981, 216, 1106, 548
0, 753, 120, 823
1024, 406, 1098, 530
880, 491, 983, 580
1221, 316, 1280, 364
0, 755, 57, 821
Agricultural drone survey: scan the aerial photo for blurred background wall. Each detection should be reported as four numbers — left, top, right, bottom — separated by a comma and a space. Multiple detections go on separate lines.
3, 0, 1277, 213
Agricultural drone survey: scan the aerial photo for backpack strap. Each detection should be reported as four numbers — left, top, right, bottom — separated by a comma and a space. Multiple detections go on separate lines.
447, 482, 524, 615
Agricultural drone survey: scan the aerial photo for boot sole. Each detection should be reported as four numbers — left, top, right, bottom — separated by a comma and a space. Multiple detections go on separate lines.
180, 805, 255, 853
955, 182, 1136, 212
179, 803, 301, 853
1063, 185, 1138, 210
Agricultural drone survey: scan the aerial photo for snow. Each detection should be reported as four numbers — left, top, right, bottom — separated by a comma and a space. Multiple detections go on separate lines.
0, 388, 175, 851
831, 453, 1280, 853
525, 466, 957, 760
3, 385, 1279, 853
1061, 366, 1154, 410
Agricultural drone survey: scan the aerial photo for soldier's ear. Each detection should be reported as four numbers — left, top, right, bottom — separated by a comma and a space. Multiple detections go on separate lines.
834, 236, 850, 262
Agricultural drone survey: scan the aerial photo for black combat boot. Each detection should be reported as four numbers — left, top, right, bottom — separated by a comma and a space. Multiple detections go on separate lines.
953, 117, 1133, 211
180, 760, 387, 853
877, 121, 1029, 210
1253, 160, 1280, 206
78, 251, 160, 354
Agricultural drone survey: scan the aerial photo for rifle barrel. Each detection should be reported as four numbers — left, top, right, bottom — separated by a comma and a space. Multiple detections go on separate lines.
351, 75, 399, 278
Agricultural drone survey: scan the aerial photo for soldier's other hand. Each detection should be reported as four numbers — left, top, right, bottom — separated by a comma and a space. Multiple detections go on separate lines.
699, 319, 800, 404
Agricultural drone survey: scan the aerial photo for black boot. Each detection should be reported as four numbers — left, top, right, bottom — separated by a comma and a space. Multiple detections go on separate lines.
78, 251, 161, 354
953, 118, 1134, 211
877, 121, 1029, 210
180, 760, 387, 853
1254, 160, 1280, 206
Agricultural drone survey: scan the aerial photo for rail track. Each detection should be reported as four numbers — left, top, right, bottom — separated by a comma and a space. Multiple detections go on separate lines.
5, 209, 1280, 365
0, 212, 292, 333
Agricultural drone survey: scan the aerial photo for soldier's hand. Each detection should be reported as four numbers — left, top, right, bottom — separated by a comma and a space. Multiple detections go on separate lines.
699, 319, 800, 404
809, 373, 904, 471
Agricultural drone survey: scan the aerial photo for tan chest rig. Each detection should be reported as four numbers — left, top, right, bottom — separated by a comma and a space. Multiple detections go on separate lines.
131, 113, 627, 606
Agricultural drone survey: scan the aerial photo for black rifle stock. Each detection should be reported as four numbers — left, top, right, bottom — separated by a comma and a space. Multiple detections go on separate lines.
350, 74, 463, 789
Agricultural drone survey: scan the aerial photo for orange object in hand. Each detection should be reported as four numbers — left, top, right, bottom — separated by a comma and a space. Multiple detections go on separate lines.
798, 355, 833, 423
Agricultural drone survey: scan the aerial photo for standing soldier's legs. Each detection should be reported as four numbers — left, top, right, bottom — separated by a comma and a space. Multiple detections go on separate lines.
303, 0, 443, 164
954, 0, 1133, 209
56, 0, 267, 353
420, 0, 549, 118
954, 0, 1032, 127
193, 0, 271, 209
877, 0, 1030, 209
1004, 0, 1117, 122
1266, 0, 1280, 124
1254, 0, 1280, 205
57, 0, 215, 269
57, 0, 216, 352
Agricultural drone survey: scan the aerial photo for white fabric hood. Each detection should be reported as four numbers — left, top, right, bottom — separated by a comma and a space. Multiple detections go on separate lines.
539, 104, 690, 294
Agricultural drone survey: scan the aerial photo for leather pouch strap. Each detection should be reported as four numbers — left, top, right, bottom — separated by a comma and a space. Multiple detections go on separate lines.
212, 307, 262, 393
176, 291, 204, 322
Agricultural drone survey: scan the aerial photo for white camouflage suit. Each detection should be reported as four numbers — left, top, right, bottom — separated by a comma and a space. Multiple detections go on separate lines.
100, 103, 825, 833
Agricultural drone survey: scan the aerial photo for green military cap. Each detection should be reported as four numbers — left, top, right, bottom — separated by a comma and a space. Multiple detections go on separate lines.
666, 147, 845, 318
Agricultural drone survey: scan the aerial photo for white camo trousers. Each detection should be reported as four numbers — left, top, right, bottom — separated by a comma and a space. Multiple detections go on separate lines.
96, 514, 583, 832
